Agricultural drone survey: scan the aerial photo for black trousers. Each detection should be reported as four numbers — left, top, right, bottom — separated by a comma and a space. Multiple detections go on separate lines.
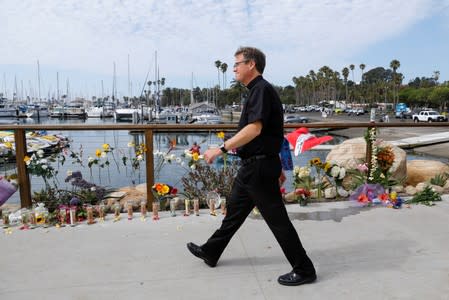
201, 156, 316, 275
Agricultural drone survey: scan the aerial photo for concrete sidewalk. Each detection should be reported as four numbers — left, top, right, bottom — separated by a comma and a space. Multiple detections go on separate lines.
1, 198, 448, 300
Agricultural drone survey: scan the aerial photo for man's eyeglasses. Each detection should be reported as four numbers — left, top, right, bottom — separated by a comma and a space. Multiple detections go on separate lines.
233, 60, 249, 68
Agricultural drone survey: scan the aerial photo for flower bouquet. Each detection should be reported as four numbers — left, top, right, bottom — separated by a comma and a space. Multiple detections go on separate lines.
152, 182, 178, 209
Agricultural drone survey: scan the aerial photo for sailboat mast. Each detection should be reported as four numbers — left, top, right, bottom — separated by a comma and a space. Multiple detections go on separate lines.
37, 60, 41, 102
56, 72, 60, 105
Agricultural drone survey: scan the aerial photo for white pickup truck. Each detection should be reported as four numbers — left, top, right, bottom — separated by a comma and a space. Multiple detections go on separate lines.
412, 110, 448, 122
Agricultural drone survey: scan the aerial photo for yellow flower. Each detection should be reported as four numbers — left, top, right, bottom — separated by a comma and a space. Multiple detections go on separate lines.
192, 152, 199, 161
4, 142, 13, 149
102, 143, 110, 151
323, 162, 331, 172
24, 156, 31, 163
95, 149, 102, 158
216, 131, 225, 139
310, 157, 321, 166
161, 184, 169, 195
127, 141, 135, 147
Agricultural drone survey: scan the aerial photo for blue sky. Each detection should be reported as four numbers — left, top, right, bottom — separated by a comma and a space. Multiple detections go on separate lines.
1, 0, 449, 101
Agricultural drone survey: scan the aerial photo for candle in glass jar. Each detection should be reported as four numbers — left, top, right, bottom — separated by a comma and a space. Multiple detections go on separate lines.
209, 199, 216, 216
2, 210, 10, 227
140, 200, 147, 219
220, 198, 226, 215
114, 202, 121, 221
170, 199, 176, 217
152, 201, 160, 220
59, 208, 66, 226
69, 206, 77, 226
184, 199, 190, 216
87, 205, 95, 225
98, 203, 106, 221
193, 199, 199, 216
127, 201, 133, 220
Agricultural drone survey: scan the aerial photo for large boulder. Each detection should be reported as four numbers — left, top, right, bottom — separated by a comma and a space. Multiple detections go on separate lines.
326, 137, 407, 180
406, 160, 449, 186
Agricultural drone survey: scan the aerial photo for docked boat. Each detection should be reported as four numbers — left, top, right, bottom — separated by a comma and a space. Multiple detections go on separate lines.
114, 107, 141, 121
0, 131, 69, 158
86, 102, 115, 118
50, 105, 87, 119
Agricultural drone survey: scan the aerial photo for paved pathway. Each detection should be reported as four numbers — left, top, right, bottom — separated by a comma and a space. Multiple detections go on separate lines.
1, 198, 448, 299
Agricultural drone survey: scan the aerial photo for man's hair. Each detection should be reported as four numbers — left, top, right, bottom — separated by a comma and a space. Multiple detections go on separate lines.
235, 46, 265, 74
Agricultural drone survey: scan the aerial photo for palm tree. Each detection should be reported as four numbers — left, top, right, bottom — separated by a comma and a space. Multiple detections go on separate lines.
359, 64, 366, 104
342, 67, 349, 101
215, 60, 222, 90
433, 70, 440, 83
220, 63, 228, 89
349, 64, 355, 82
390, 59, 400, 105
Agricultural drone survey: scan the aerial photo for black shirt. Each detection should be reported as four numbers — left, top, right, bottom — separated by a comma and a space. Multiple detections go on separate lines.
236, 75, 284, 159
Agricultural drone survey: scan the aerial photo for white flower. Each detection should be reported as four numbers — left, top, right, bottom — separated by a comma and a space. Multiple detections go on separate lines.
170, 154, 176, 160
37, 149, 44, 157
293, 166, 300, 175
101, 151, 107, 158
190, 164, 196, 170
39, 159, 47, 164
137, 155, 143, 161
338, 168, 346, 180
88, 156, 94, 163
67, 170, 72, 176
128, 142, 135, 147
198, 155, 204, 160
330, 166, 340, 178
31, 154, 36, 160
90, 187, 96, 191
41, 165, 48, 170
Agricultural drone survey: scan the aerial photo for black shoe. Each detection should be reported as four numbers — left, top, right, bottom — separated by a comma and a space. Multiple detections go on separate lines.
277, 271, 317, 286
187, 242, 217, 267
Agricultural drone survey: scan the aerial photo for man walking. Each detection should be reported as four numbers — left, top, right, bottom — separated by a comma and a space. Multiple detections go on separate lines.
186, 47, 316, 286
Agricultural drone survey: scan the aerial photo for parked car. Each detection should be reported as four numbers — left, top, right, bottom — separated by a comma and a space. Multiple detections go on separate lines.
412, 110, 448, 122
284, 115, 309, 123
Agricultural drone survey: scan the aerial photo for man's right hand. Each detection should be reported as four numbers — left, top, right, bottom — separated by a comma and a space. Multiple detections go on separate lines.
203, 147, 223, 164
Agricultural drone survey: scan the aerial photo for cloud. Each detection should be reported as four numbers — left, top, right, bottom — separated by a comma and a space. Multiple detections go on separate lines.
0, 0, 447, 97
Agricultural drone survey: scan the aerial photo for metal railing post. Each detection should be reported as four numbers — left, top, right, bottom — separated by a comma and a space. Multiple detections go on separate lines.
145, 129, 155, 208
14, 129, 32, 208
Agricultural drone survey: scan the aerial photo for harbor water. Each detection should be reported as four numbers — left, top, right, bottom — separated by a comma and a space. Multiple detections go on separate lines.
3, 117, 336, 204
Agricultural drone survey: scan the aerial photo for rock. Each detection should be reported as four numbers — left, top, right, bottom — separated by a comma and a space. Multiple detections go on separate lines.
337, 187, 349, 197
404, 185, 417, 195
284, 191, 296, 203
406, 160, 449, 186
445, 180, 449, 191
326, 137, 407, 180
324, 187, 337, 199
430, 184, 444, 194
415, 182, 430, 193
391, 185, 404, 193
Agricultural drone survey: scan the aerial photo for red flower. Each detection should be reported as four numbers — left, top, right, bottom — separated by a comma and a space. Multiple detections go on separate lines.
295, 188, 311, 197
379, 193, 389, 203
280, 187, 286, 194
358, 193, 369, 203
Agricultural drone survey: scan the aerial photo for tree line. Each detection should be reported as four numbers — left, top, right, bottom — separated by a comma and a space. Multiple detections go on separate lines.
125, 59, 449, 112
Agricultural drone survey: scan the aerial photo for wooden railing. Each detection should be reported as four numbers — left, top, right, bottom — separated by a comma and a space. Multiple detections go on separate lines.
2, 122, 449, 208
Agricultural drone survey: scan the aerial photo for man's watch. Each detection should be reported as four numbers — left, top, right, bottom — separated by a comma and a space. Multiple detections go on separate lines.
219, 144, 228, 154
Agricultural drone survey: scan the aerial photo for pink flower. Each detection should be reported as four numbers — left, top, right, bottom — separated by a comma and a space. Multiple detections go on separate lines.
357, 163, 368, 172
